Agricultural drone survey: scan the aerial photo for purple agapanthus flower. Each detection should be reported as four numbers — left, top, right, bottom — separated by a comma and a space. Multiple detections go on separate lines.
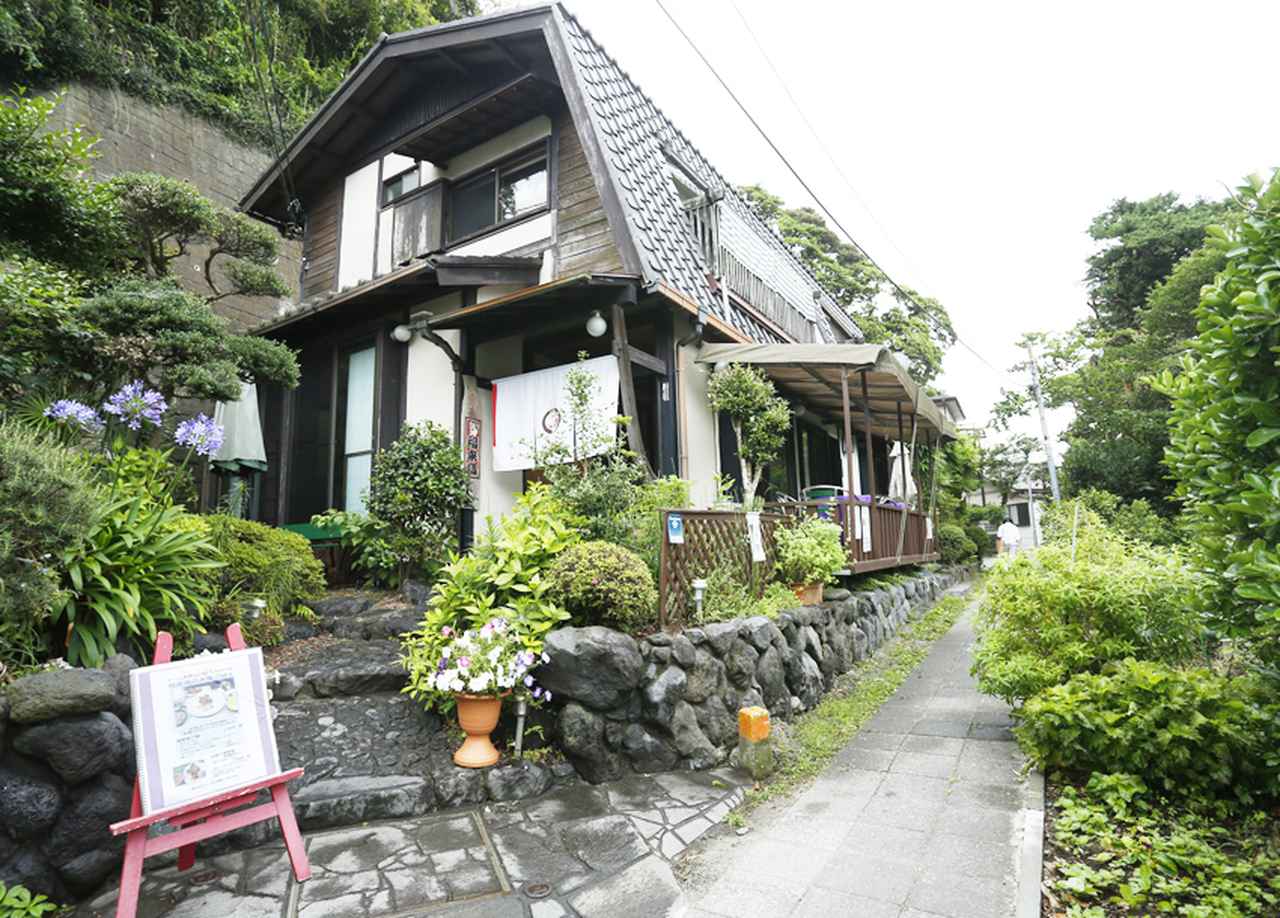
174, 413, 224, 457
102, 381, 168, 431
44, 399, 104, 433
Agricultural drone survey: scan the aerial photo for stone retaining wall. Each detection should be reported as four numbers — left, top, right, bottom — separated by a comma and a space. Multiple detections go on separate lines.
0, 566, 968, 903
539, 568, 968, 782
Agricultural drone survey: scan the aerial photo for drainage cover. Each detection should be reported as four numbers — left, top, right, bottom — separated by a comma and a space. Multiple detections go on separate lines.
523, 882, 552, 899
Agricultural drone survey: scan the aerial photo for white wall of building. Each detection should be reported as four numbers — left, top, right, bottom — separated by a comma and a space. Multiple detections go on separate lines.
674, 315, 720, 508
337, 161, 380, 289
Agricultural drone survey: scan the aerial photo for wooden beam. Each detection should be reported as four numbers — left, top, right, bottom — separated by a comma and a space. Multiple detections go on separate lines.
611, 300, 654, 479
841, 367, 856, 553
627, 345, 666, 375
861, 371, 877, 498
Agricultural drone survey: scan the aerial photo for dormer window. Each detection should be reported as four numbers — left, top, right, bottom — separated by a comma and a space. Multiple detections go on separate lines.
449, 145, 549, 242
382, 165, 420, 205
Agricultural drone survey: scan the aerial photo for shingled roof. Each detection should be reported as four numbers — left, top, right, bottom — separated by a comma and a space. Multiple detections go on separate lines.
550, 6, 858, 344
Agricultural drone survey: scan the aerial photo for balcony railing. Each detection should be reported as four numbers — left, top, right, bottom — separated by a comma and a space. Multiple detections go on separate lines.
684, 198, 819, 343
377, 183, 445, 275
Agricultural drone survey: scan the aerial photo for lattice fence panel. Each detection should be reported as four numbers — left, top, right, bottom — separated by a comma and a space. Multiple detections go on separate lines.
658, 510, 787, 630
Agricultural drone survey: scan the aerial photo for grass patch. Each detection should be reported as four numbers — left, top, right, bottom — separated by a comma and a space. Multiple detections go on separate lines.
741, 589, 971, 811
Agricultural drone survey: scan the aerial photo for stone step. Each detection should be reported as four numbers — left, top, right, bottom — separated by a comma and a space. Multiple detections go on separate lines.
309, 591, 424, 641
274, 638, 408, 699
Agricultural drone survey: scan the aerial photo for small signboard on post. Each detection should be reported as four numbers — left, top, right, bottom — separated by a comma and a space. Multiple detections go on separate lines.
666, 512, 685, 544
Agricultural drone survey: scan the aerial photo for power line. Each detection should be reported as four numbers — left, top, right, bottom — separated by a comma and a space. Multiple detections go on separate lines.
653, 0, 1004, 377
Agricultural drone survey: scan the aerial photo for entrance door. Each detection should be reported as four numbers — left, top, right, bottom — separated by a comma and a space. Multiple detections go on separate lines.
339, 345, 377, 512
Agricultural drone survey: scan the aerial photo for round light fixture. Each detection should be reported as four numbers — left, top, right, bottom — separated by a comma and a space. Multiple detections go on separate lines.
391, 324, 414, 343
585, 310, 607, 338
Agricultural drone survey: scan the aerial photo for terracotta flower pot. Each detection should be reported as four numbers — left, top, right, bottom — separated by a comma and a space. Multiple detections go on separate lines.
453, 693, 502, 768
792, 582, 824, 605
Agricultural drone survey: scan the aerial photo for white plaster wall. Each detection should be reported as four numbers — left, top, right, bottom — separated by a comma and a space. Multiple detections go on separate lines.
338, 162, 380, 289
403, 292, 464, 433
471, 334, 524, 524
450, 212, 553, 258
421, 117, 551, 184
674, 315, 719, 508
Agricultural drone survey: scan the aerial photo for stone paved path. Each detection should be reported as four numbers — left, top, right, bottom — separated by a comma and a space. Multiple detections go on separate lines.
680, 596, 1041, 918
73, 769, 750, 918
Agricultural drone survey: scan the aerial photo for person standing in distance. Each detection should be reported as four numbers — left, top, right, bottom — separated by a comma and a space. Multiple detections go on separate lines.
996, 517, 1022, 558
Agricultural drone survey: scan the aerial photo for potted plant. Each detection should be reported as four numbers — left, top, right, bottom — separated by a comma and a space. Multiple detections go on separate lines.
775, 517, 846, 604
425, 617, 551, 768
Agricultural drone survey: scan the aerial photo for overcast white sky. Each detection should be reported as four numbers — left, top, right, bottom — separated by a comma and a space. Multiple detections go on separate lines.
499, 0, 1280, 450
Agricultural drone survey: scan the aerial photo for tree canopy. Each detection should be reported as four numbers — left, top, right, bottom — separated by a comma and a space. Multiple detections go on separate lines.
0, 0, 479, 149
738, 185, 955, 384
992, 192, 1231, 512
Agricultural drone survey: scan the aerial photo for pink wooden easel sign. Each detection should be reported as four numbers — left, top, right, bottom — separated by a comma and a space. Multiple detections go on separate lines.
109, 625, 310, 918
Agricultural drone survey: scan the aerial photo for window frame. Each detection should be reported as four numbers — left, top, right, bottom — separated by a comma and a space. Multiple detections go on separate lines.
381, 164, 421, 207
446, 139, 551, 245
334, 338, 380, 514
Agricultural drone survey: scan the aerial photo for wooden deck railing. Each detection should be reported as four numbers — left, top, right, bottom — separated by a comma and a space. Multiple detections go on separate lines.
657, 501, 938, 629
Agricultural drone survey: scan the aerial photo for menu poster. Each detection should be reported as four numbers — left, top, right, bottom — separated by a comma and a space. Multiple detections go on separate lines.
130, 648, 280, 815
464, 416, 482, 479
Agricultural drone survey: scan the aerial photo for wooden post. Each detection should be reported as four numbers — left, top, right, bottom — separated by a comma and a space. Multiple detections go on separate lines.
840, 368, 856, 555
611, 300, 655, 479
860, 372, 878, 562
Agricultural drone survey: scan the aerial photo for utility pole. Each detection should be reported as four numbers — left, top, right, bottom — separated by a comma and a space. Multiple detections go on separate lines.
1025, 344, 1061, 502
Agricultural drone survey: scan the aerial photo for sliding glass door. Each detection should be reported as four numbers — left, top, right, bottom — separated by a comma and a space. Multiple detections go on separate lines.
340, 345, 377, 512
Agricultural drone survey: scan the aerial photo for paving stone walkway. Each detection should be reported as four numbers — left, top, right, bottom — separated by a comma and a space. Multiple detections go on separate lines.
72, 769, 750, 918
679, 596, 1041, 918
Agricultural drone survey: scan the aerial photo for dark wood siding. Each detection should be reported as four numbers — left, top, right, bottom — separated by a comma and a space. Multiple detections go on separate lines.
301, 181, 341, 299
556, 113, 624, 276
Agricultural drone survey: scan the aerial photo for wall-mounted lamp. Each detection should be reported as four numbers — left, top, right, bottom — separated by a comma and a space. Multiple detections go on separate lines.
391, 309, 434, 344
585, 309, 607, 338
691, 578, 708, 619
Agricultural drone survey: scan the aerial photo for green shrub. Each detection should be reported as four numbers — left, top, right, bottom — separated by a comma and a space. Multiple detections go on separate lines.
311, 509, 400, 588
365, 420, 470, 582
1047, 773, 1280, 916
1017, 660, 1279, 804
618, 475, 690, 580
774, 517, 845, 585
0, 879, 58, 917
548, 541, 657, 631
1044, 489, 1176, 547
402, 484, 576, 710
973, 526, 1203, 704
691, 563, 797, 625
964, 521, 993, 557
937, 522, 977, 564
204, 516, 324, 616
1154, 172, 1280, 669
0, 421, 102, 668
54, 495, 221, 666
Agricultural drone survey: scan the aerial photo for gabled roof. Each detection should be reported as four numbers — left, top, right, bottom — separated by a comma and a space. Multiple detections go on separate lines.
241, 3, 860, 346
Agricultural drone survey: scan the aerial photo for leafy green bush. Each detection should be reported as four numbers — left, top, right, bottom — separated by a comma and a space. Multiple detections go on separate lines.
618, 475, 690, 580
311, 509, 399, 588
964, 521, 993, 557
205, 515, 324, 614
694, 566, 797, 625
548, 541, 657, 631
774, 517, 845, 585
937, 522, 977, 564
1017, 660, 1279, 804
1155, 172, 1280, 669
0, 879, 58, 917
54, 494, 221, 665
973, 524, 1203, 704
1045, 488, 1176, 547
1046, 772, 1280, 916
366, 420, 470, 583
0, 421, 101, 668
402, 485, 576, 710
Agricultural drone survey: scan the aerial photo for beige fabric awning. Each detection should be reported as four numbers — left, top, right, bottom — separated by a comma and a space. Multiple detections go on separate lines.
695, 343, 957, 441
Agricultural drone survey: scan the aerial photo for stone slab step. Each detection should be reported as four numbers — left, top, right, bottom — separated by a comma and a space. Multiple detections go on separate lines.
275, 638, 407, 698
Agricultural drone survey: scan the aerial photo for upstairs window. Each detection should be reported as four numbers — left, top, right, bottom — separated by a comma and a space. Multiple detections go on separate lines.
449, 146, 548, 242
382, 165, 420, 206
